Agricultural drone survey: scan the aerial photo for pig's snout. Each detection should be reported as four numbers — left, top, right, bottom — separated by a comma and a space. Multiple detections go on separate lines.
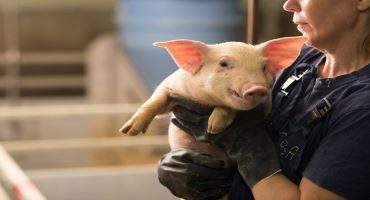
243, 85, 269, 105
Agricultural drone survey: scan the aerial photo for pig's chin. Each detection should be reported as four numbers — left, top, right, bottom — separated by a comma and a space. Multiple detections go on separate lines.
227, 89, 260, 110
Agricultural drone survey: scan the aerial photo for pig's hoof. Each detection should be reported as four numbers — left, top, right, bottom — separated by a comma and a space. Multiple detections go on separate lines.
207, 116, 227, 134
207, 107, 236, 134
119, 119, 147, 136
207, 123, 227, 134
119, 125, 139, 136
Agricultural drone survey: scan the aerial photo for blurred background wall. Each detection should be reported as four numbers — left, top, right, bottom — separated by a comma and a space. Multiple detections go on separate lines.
0, 0, 299, 199
0, 0, 115, 104
0, 0, 299, 105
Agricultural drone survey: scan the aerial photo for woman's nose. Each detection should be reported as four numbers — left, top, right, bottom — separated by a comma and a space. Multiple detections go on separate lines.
283, 0, 301, 12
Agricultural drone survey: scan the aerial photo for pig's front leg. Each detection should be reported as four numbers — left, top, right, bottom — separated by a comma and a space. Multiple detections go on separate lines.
120, 86, 170, 136
207, 106, 237, 134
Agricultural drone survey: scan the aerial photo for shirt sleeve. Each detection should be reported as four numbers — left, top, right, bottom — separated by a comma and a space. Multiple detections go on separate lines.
303, 105, 370, 199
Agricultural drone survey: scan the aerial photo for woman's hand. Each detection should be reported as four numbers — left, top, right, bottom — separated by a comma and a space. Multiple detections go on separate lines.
158, 147, 235, 200
171, 99, 281, 188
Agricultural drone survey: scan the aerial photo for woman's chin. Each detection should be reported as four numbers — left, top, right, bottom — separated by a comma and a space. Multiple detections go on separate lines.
304, 37, 320, 49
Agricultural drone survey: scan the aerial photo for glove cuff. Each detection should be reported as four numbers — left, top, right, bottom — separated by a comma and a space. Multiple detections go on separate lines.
237, 148, 281, 188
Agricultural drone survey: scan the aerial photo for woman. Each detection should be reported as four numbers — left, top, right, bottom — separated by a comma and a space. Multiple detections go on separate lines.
158, 0, 370, 199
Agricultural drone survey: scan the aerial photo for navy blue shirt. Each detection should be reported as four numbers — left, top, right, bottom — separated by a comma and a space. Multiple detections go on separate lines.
229, 45, 370, 200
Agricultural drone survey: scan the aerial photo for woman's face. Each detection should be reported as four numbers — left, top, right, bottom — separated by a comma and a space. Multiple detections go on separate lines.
283, 0, 358, 49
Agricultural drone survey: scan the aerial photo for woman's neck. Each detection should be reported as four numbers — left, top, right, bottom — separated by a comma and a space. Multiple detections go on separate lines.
318, 34, 369, 78
318, 52, 369, 78
318, 13, 370, 78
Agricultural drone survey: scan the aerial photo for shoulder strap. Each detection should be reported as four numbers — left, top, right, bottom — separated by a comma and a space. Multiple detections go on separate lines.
280, 68, 311, 96
303, 96, 334, 136
266, 65, 315, 136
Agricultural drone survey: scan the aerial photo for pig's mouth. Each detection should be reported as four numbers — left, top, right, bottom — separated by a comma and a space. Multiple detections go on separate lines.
229, 88, 263, 110
228, 88, 255, 109
230, 89, 242, 99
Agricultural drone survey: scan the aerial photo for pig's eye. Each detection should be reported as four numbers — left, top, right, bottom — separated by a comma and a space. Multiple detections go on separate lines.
219, 58, 232, 68
220, 61, 229, 67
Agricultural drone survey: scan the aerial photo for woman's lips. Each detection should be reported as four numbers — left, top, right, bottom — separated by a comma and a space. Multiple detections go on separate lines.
296, 23, 310, 33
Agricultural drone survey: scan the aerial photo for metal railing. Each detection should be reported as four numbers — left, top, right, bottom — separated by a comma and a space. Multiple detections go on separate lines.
0, 145, 46, 200
0, 103, 170, 199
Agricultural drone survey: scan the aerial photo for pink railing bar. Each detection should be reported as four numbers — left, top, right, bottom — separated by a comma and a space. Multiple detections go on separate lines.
0, 145, 46, 200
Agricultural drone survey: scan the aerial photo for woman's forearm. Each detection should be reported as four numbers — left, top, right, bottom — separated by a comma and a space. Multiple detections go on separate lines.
251, 173, 346, 200
252, 173, 300, 200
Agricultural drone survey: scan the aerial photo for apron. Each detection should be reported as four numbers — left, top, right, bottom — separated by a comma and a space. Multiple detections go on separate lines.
228, 59, 334, 199
266, 63, 333, 183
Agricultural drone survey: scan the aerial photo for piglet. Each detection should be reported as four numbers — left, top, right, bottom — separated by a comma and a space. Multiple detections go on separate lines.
119, 37, 306, 136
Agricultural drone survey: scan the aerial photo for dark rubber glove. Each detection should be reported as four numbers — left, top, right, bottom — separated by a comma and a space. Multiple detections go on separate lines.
171, 103, 281, 188
158, 148, 235, 200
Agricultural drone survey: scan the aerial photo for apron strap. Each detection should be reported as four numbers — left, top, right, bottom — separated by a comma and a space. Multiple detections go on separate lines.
266, 65, 315, 134
303, 96, 334, 136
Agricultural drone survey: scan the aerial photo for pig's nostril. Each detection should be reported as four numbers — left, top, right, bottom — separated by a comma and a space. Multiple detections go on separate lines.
243, 87, 269, 101
245, 91, 267, 97
260, 93, 268, 97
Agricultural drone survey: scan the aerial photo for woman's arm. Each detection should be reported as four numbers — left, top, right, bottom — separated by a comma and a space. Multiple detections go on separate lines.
252, 173, 345, 200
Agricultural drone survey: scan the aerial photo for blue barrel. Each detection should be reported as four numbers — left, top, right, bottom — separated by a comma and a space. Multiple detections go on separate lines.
117, 0, 245, 92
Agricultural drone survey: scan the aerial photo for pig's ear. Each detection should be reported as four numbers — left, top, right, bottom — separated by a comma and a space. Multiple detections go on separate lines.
153, 39, 208, 75
258, 36, 307, 75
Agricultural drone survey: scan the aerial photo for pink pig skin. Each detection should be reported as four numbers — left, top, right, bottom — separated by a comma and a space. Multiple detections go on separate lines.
119, 37, 306, 157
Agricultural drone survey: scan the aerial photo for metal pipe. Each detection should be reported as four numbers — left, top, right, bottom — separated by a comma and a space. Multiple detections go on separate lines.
247, 0, 258, 44
2, 136, 169, 152
0, 145, 46, 200
0, 103, 149, 120
1, 0, 21, 104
